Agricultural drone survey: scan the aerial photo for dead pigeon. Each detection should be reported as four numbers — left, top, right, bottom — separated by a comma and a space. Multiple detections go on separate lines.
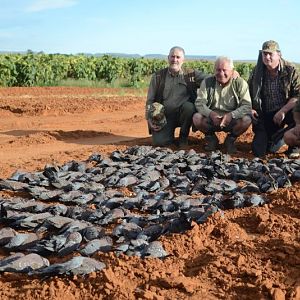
80, 236, 113, 256
0, 227, 17, 246
57, 231, 82, 257
4, 232, 40, 250
30, 256, 106, 276
0, 253, 49, 273
142, 241, 168, 258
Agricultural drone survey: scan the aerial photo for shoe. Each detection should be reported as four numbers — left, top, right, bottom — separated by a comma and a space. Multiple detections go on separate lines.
285, 146, 300, 159
270, 125, 293, 152
178, 138, 188, 148
268, 138, 285, 153
224, 135, 237, 154
204, 134, 219, 151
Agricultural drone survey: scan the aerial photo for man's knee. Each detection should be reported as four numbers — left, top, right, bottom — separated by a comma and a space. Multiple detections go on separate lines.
193, 113, 208, 131
181, 102, 196, 116
193, 113, 202, 126
239, 115, 252, 130
243, 115, 252, 125
232, 115, 252, 135
284, 130, 296, 146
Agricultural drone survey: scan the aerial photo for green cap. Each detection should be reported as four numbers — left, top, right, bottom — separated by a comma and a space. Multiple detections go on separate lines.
148, 102, 167, 130
262, 40, 280, 53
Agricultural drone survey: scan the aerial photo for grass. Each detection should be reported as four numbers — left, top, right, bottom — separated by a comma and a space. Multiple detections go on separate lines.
57, 76, 151, 89
56, 78, 148, 97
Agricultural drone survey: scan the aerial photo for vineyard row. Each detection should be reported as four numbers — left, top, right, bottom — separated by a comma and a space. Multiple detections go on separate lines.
0, 52, 256, 87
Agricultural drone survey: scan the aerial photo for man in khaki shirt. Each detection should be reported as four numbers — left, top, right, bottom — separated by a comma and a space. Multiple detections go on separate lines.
193, 56, 252, 154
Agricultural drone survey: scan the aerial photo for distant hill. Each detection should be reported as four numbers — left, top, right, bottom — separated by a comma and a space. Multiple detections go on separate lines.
0, 51, 216, 60
0, 51, 254, 62
97, 53, 217, 61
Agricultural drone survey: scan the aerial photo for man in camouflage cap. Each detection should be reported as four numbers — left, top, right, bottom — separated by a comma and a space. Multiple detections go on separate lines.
249, 40, 300, 158
262, 40, 280, 52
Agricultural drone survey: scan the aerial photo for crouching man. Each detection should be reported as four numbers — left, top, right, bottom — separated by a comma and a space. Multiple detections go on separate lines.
193, 56, 252, 154
145, 46, 208, 147
283, 100, 300, 158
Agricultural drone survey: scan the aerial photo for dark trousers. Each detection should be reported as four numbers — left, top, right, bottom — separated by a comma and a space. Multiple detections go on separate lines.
252, 110, 294, 157
152, 101, 196, 146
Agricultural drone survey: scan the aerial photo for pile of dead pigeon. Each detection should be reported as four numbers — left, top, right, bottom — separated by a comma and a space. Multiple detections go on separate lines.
0, 145, 300, 276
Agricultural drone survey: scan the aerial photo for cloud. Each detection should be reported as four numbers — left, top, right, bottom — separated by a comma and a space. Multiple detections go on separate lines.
26, 0, 78, 13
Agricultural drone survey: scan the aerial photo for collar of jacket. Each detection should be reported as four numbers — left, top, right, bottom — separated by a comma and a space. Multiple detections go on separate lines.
168, 67, 184, 77
215, 77, 233, 88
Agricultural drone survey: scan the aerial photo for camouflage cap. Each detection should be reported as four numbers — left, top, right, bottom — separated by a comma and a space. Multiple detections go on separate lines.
262, 40, 280, 53
148, 102, 167, 131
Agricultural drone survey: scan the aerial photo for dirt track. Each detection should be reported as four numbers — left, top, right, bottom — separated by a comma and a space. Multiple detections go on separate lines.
0, 87, 299, 300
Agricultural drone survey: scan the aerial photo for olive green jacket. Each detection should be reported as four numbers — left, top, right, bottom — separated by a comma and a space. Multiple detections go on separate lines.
146, 68, 207, 118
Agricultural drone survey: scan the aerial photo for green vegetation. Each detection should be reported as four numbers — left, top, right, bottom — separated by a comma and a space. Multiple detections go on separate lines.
0, 51, 270, 88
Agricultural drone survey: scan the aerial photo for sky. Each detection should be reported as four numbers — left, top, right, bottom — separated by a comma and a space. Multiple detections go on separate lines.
0, 0, 299, 62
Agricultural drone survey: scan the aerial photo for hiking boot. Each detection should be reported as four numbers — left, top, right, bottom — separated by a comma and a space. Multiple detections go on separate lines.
268, 137, 285, 153
285, 146, 300, 159
178, 137, 188, 149
224, 135, 237, 154
204, 134, 219, 151
269, 125, 293, 153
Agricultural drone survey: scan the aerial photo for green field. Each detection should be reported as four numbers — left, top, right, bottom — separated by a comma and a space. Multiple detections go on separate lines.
0, 52, 298, 88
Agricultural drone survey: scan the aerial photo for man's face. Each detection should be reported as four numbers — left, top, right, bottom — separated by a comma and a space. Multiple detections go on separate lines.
262, 51, 281, 70
168, 49, 184, 73
215, 60, 233, 86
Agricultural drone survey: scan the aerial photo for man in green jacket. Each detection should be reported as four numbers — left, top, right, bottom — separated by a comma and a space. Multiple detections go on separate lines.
193, 56, 252, 154
146, 46, 208, 147
248, 40, 300, 158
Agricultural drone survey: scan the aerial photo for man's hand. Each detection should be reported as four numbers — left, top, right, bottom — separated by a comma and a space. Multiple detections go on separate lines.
232, 70, 240, 79
273, 110, 285, 126
209, 111, 222, 126
148, 119, 161, 132
220, 112, 233, 129
251, 109, 259, 122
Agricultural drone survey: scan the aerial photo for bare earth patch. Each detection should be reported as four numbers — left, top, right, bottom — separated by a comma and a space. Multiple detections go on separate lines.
0, 87, 299, 300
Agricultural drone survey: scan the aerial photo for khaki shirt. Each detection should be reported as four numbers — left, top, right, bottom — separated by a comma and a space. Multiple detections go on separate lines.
195, 76, 252, 119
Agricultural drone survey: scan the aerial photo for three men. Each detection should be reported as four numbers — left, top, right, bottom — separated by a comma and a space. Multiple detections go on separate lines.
146, 42, 300, 159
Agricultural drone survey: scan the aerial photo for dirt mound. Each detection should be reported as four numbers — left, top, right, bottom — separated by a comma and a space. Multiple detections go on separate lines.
0, 87, 299, 300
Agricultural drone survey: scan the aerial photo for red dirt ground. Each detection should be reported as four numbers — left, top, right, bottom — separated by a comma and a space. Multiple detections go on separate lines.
0, 87, 299, 300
